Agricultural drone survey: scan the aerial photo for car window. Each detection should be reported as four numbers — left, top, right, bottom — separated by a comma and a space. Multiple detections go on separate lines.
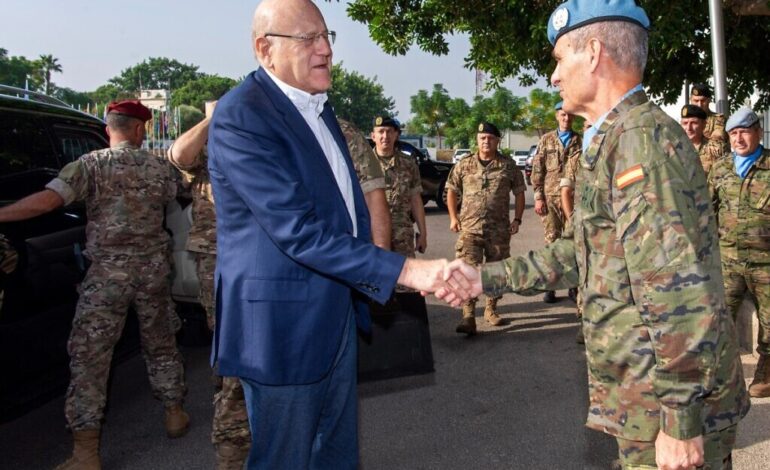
53, 126, 108, 164
0, 113, 57, 175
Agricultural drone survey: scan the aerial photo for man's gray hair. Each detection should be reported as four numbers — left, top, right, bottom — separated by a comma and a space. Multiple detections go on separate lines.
106, 113, 141, 132
567, 21, 648, 75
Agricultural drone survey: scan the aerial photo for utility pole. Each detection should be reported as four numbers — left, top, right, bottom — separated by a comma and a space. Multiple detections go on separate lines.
708, 0, 729, 114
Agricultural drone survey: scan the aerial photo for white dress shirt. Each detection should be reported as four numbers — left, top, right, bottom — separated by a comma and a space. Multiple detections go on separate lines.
263, 68, 357, 236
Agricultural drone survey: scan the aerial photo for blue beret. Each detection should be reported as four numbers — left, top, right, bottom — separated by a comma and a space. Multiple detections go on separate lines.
547, 0, 650, 46
555, 101, 564, 111
725, 108, 760, 132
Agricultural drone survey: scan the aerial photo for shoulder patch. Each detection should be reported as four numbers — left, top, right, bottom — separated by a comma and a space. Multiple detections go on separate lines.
615, 164, 645, 189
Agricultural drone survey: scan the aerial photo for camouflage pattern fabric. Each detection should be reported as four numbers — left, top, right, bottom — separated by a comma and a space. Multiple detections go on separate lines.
455, 231, 510, 303
697, 138, 728, 175
560, 155, 583, 319
375, 150, 422, 258
174, 149, 252, 450
446, 153, 526, 237
616, 425, 736, 469
532, 130, 582, 244
0, 234, 17, 311
44, 142, 187, 431
171, 147, 216, 254
709, 148, 770, 355
705, 112, 726, 143
481, 90, 749, 442
338, 119, 386, 194
65, 255, 185, 431
46, 141, 184, 259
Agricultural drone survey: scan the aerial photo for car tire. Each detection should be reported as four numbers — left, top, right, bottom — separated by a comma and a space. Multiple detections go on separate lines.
435, 179, 448, 211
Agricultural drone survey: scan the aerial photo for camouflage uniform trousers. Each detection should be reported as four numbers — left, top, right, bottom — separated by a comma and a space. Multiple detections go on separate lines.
195, 252, 251, 450
616, 425, 736, 469
722, 260, 770, 355
65, 254, 185, 431
392, 223, 416, 293
455, 231, 510, 307
539, 196, 565, 244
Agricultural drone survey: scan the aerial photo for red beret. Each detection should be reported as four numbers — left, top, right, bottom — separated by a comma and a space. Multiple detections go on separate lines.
107, 100, 152, 122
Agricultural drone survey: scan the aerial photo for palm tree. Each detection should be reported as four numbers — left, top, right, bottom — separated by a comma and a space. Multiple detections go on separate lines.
38, 54, 62, 95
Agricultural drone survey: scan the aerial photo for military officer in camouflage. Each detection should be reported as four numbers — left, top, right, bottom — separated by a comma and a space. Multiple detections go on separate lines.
168, 101, 251, 469
440, 2, 749, 468
370, 116, 426, 258
708, 108, 770, 399
0, 100, 190, 470
532, 101, 582, 303
446, 122, 525, 335
680, 104, 728, 174
339, 118, 392, 250
690, 83, 726, 144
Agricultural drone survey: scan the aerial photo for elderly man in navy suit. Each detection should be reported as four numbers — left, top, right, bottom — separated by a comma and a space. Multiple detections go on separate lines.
208, 0, 471, 468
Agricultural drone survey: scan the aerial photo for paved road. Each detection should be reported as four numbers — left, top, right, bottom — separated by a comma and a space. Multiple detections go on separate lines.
1, 186, 768, 469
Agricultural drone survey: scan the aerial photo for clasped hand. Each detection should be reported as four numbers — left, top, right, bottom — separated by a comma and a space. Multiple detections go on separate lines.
398, 259, 482, 306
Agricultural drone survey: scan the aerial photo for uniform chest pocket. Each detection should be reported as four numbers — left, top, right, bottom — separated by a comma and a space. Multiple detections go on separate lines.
545, 150, 562, 172
749, 177, 770, 212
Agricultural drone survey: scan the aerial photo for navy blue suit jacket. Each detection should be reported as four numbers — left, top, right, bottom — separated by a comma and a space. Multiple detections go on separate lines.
208, 68, 405, 385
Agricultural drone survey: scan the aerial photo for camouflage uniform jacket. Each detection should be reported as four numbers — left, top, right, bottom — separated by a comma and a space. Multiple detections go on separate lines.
46, 141, 184, 260
704, 111, 726, 143
170, 146, 216, 254
696, 138, 728, 176
338, 119, 385, 194
708, 147, 770, 264
532, 130, 582, 200
482, 90, 748, 441
446, 153, 526, 237
375, 150, 422, 229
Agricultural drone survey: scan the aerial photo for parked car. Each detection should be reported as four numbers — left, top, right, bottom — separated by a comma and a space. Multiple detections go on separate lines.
512, 150, 529, 168
451, 148, 471, 164
367, 139, 454, 210
0, 86, 203, 422
524, 144, 537, 185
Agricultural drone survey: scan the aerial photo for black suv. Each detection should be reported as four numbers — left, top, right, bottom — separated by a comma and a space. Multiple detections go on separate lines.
0, 87, 141, 421
367, 139, 454, 210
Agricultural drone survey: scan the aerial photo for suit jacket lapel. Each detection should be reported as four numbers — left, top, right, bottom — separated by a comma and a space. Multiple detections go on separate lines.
253, 69, 355, 234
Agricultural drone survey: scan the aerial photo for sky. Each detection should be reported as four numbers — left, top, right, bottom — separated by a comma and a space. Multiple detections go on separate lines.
1, 0, 548, 120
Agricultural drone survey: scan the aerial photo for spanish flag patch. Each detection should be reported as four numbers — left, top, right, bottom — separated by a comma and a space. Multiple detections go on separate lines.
615, 164, 645, 189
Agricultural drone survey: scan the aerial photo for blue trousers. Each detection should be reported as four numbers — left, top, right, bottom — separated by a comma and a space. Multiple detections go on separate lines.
240, 311, 358, 470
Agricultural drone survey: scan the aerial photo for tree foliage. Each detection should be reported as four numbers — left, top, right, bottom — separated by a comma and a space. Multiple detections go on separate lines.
38, 54, 62, 95
444, 89, 527, 147
178, 104, 205, 133
0, 48, 43, 91
109, 57, 202, 92
522, 89, 561, 137
407, 84, 452, 147
171, 75, 238, 110
341, 0, 770, 109
327, 62, 396, 132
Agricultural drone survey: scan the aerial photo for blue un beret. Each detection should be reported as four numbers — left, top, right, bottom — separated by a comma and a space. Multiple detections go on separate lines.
547, 0, 651, 46
555, 101, 564, 111
725, 108, 760, 132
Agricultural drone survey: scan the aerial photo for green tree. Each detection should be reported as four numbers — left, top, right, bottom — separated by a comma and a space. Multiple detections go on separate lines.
53, 87, 91, 108
408, 84, 452, 148
178, 104, 205, 133
109, 57, 201, 92
0, 49, 40, 90
522, 89, 561, 137
87, 83, 134, 104
341, 0, 770, 109
37, 54, 62, 95
327, 62, 395, 132
441, 97, 471, 147
171, 74, 238, 110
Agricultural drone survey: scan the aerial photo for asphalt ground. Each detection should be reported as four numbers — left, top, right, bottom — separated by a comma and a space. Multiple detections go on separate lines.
1, 185, 768, 469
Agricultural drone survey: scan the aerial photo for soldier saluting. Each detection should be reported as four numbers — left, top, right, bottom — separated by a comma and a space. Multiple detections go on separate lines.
0, 100, 190, 469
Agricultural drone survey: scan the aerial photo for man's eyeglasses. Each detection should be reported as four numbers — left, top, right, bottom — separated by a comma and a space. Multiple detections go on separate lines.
264, 31, 336, 46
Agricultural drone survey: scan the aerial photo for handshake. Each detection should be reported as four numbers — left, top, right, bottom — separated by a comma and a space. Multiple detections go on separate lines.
397, 258, 483, 306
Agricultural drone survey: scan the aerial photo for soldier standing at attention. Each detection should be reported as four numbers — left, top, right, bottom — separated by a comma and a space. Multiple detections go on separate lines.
440, 1, 749, 468
370, 116, 426, 258
680, 104, 728, 174
338, 118, 392, 250
0, 100, 190, 470
168, 101, 251, 469
690, 83, 726, 144
708, 108, 770, 399
446, 122, 525, 335
531, 101, 581, 304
